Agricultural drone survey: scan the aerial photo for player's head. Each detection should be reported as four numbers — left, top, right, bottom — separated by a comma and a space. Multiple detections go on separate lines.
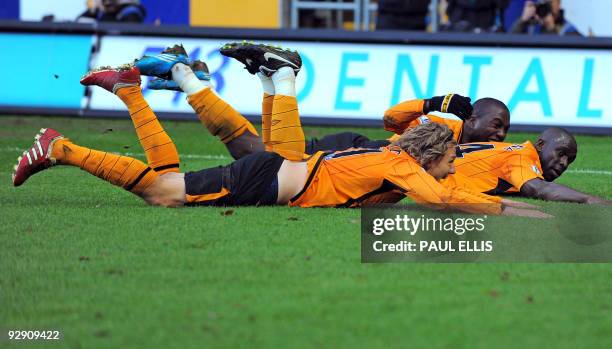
461, 98, 510, 143
393, 123, 457, 180
535, 127, 577, 181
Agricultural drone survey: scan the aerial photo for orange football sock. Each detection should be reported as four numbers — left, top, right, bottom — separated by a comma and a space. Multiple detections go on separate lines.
51, 139, 158, 195
269, 95, 305, 161
262, 93, 274, 151
188, 87, 258, 143
116, 86, 180, 174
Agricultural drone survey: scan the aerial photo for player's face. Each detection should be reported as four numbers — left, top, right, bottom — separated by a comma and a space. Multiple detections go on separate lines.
427, 146, 456, 180
465, 108, 510, 142
539, 137, 577, 181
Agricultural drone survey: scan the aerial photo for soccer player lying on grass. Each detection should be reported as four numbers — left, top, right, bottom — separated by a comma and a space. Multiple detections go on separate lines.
145, 43, 608, 206
298, 93, 510, 153
374, 112, 610, 204
443, 128, 612, 204
146, 43, 510, 158
11, 54, 546, 217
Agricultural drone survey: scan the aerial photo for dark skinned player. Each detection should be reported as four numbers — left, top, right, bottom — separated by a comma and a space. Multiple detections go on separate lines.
305, 93, 510, 153
445, 127, 611, 204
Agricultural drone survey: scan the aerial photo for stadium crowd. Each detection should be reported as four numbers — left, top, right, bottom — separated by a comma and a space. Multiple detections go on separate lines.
68, 0, 579, 36
376, 0, 577, 35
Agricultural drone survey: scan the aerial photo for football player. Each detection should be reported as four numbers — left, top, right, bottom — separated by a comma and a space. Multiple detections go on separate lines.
443, 128, 611, 204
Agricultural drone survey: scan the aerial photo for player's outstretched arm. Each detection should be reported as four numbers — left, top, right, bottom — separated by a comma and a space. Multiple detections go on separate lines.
500, 206, 552, 218
520, 178, 611, 204
389, 162, 551, 217
410, 179, 551, 217
500, 198, 539, 209
442, 186, 551, 218
449, 188, 550, 217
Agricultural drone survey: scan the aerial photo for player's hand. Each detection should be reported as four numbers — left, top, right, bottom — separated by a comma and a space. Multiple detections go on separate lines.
501, 206, 553, 219
425, 94, 473, 120
501, 198, 539, 209
586, 197, 612, 205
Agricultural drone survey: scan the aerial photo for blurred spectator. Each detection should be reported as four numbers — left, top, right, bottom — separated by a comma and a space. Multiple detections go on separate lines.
510, 0, 577, 35
77, 0, 146, 23
376, 0, 431, 31
299, 9, 328, 28
444, 0, 509, 32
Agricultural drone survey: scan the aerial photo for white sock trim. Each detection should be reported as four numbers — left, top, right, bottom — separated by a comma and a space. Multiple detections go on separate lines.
171, 63, 206, 96
257, 72, 275, 95
271, 67, 296, 97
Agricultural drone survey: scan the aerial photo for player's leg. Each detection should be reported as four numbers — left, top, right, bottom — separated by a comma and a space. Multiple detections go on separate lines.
257, 73, 275, 150
181, 72, 263, 158
258, 47, 305, 160
149, 59, 265, 160
80, 65, 180, 174
148, 58, 266, 160
221, 42, 305, 161
220, 42, 280, 151
268, 68, 305, 160
12, 127, 292, 207
139, 45, 263, 160
11, 128, 186, 207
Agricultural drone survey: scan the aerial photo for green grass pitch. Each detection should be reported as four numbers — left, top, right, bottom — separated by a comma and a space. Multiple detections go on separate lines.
1, 115, 611, 348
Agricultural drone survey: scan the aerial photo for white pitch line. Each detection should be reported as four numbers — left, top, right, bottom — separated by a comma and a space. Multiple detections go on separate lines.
2, 146, 612, 176
120, 151, 230, 160
566, 169, 612, 176
0, 146, 231, 161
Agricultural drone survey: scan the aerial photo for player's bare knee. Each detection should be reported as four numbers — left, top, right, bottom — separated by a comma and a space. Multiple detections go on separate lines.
142, 190, 171, 207
153, 197, 182, 207
141, 172, 186, 207
142, 194, 171, 207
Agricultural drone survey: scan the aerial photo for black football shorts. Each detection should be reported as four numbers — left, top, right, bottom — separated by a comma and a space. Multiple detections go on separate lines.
184, 151, 284, 206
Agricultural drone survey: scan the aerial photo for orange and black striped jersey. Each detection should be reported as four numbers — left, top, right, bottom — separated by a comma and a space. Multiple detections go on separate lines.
383, 99, 464, 142
442, 141, 544, 195
289, 146, 502, 214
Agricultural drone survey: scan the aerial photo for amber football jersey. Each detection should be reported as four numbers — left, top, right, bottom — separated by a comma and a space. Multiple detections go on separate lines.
443, 141, 544, 194
384, 99, 463, 142
289, 146, 502, 214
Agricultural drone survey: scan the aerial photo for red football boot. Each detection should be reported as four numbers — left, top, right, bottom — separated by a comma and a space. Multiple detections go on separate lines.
12, 128, 64, 187
80, 64, 141, 93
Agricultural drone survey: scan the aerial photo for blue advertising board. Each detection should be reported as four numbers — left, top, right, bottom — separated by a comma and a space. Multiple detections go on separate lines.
0, 33, 92, 108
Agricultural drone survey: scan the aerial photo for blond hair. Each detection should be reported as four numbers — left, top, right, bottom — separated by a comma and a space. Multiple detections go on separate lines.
391, 123, 456, 168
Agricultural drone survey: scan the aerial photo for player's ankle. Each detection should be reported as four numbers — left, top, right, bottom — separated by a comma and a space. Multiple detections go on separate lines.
50, 138, 69, 163
172, 63, 207, 96
170, 63, 192, 82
